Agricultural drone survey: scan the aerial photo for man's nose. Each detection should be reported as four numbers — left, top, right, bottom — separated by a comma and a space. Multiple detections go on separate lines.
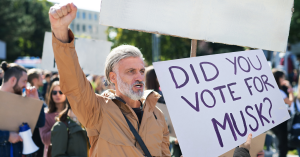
135, 73, 144, 82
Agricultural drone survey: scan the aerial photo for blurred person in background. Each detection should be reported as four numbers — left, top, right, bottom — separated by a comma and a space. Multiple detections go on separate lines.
28, 69, 45, 100
51, 103, 89, 157
0, 69, 3, 86
45, 76, 59, 104
42, 72, 52, 99
39, 81, 67, 157
94, 75, 115, 94
0, 61, 45, 157
271, 69, 293, 157
145, 65, 165, 104
27, 69, 48, 157
280, 45, 298, 86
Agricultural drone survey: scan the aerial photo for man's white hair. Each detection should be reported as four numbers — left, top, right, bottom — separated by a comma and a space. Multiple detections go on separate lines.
104, 45, 143, 84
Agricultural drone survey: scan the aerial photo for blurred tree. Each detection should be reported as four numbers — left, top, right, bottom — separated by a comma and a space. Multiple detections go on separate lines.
0, 0, 53, 62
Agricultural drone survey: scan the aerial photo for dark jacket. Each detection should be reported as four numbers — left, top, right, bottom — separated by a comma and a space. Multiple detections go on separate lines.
0, 101, 45, 157
51, 117, 88, 157
170, 140, 181, 157
233, 147, 250, 157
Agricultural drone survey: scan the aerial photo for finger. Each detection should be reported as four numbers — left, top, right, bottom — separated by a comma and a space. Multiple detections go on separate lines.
26, 88, 30, 94
49, 7, 60, 19
56, 7, 64, 18
246, 133, 252, 144
61, 5, 68, 16
66, 3, 71, 13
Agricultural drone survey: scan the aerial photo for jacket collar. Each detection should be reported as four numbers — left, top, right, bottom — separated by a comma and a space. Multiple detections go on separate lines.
66, 117, 85, 134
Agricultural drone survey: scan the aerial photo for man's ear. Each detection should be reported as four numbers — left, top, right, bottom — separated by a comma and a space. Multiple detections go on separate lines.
109, 71, 117, 85
9, 76, 17, 86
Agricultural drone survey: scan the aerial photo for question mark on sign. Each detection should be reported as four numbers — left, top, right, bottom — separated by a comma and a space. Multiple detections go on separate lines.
263, 97, 274, 124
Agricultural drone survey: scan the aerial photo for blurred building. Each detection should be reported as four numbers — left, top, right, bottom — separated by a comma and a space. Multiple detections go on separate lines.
14, 56, 42, 69
69, 9, 107, 40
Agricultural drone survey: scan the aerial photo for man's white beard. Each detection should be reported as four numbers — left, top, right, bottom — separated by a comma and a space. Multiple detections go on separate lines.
117, 75, 144, 100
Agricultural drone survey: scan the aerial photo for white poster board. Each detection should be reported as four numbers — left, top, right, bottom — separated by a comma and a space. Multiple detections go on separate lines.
99, 0, 293, 52
41, 32, 112, 75
0, 40, 6, 59
153, 50, 290, 157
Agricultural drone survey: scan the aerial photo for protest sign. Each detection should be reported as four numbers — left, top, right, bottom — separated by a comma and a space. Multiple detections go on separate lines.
41, 32, 112, 75
99, 0, 293, 52
153, 50, 290, 156
0, 90, 43, 134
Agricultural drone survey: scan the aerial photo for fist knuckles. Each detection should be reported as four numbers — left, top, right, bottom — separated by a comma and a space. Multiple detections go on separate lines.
49, 3, 72, 19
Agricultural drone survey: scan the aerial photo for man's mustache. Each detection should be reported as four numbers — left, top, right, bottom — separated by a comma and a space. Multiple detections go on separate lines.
132, 81, 144, 86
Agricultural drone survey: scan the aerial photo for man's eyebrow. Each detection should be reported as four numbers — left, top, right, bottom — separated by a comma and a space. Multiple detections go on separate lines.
125, 68, 135, 71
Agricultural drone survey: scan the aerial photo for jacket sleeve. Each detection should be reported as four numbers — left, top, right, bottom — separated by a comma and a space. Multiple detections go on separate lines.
233, 147, 250, 157
35, 105, 45, 128
51, 122, 69, 157
52, 30, 101, 128
0, 130, 9, 143
161, 116, 171, 157
39, 115, 52, 146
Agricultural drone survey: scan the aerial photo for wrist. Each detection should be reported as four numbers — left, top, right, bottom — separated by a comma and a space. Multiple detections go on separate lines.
52, 27, 69, 43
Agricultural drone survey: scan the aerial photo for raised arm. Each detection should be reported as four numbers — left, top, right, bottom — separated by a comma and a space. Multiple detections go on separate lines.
49, 3, 101, 128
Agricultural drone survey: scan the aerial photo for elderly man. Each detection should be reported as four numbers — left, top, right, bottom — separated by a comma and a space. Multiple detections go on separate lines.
49, 3, 170, 157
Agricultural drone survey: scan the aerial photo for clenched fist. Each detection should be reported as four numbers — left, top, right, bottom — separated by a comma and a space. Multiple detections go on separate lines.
49, 3, 77, 43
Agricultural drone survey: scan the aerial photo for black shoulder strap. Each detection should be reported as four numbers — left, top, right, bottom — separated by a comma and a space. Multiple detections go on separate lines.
123, 114, 152, 157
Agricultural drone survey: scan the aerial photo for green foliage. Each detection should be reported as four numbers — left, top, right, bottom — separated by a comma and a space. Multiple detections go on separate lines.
289, 0, 300, 43
0, 0, 53, 62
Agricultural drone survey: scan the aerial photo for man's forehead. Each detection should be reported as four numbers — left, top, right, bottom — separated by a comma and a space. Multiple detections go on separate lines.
118, 57, 145, 69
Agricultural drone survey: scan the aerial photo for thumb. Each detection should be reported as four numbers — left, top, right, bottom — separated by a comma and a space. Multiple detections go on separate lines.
19, 135, 23, 142
246, 133, 252, 145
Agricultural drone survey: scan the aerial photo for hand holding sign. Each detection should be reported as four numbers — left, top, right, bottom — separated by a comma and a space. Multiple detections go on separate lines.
239, 133, 252, 151
9, 132, 23, 144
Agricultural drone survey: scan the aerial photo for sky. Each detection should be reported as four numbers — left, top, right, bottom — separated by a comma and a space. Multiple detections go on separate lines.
47, 0, 100, 12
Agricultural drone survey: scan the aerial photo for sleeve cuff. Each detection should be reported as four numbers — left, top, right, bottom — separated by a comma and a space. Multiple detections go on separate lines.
52, 29, 75, 48
0, 131, 10, 143
233, 146, 250, 157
